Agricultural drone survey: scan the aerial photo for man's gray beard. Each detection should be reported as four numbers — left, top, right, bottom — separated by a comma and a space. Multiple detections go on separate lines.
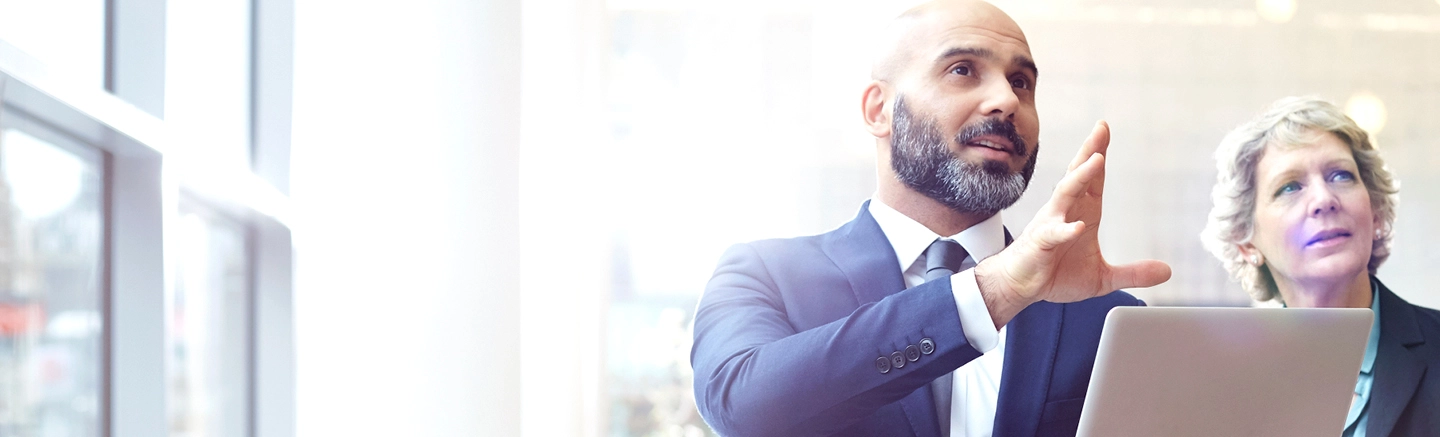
890, 96, 1036, 216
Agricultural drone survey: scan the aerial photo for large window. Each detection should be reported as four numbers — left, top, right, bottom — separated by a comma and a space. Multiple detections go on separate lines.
0, 114, 104, 437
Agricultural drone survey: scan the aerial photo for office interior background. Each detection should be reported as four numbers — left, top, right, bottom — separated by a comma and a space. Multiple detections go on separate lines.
0, 0, 1435, 435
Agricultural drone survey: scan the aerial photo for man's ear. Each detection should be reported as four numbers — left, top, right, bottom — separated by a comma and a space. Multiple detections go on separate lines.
861, 81, 891, 138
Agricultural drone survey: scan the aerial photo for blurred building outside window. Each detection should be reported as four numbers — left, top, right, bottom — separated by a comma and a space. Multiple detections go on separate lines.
0, 122, 104, 437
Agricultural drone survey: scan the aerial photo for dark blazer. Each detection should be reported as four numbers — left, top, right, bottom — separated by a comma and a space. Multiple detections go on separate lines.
690, 202, 1141, 436
1368, 277, 1440, 436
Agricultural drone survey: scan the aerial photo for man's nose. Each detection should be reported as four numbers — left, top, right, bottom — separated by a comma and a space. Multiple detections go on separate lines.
978, 77, 1019, 119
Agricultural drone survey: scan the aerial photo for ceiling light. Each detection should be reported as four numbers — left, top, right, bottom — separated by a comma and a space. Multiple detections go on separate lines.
1345, 91, 1388, 137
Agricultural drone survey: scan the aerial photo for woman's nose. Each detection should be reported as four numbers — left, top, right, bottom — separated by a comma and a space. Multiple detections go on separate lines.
1309, 186, 1340, 216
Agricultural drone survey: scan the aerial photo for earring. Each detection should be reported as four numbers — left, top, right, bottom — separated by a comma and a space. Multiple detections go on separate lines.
1248, 254, 1260, 266
1375, 228, 1384, 240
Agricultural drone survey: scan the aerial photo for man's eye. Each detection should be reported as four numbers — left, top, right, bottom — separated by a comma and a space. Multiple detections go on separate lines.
1275, 182, 1301, 196
951, 65, 971, 76
1010, 77, 1031, 90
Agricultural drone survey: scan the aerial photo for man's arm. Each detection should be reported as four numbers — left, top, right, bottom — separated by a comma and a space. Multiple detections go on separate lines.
691, 242, 981, 437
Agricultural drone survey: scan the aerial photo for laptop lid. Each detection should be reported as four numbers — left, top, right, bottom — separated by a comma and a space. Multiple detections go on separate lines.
1076, 306, 1372, 437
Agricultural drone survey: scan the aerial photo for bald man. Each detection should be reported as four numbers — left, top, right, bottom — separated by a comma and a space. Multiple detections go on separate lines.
690, 1, 1171, 436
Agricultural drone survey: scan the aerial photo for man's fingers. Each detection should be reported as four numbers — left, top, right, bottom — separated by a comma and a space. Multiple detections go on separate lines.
1046, 152, 1104, 215
1107, 260, 1173, 290
1033, 221, 1086, 250
1088, 145, 1107, 198
1067, 120, 1111, 171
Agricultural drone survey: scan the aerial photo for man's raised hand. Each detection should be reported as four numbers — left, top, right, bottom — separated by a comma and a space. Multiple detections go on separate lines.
975, 121, 1172, 329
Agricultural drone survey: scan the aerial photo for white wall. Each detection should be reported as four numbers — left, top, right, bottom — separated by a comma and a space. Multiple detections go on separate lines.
290, 0, 520, 435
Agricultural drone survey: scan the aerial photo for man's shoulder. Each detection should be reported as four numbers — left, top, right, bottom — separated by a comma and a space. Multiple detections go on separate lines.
709, 215, 881, 291
745, 231, 829, 250
722, 228, 838, 265
726, 215, 861, 257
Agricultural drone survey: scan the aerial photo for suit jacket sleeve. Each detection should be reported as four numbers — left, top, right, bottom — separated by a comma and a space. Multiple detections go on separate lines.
691, 242, 985, 436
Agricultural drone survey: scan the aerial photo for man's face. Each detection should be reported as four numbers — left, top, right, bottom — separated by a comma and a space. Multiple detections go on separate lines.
891, 95, 1036, 215
886, 5, 1040, 215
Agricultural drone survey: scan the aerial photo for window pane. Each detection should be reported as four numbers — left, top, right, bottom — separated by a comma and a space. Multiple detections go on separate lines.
0, 0, 106, 88
167, 208, 250, 437
0, 124, 105, 436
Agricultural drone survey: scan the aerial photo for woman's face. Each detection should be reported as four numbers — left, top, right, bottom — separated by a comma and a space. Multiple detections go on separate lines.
1246, 131, 1377, 290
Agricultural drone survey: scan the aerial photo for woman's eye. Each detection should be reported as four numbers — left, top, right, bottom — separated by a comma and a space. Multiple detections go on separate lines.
951, 65, 971, 76
1330, 170, 1356, 183
1276, 182, 1301, 196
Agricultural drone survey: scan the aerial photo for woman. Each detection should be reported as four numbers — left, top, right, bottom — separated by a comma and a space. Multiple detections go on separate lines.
1202, 96, 1440, 436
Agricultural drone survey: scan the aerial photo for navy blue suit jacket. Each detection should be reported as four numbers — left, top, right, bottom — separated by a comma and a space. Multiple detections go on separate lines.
1367, 278, 1440, 436
691, 203, 1142, 436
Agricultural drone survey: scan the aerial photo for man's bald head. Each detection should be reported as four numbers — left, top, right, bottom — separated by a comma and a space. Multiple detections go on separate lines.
871, 0, 1029, 82
859, 0, 1041, 221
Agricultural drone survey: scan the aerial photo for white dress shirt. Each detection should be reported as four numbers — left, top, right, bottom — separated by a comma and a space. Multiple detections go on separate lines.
868, 199, 1007, 437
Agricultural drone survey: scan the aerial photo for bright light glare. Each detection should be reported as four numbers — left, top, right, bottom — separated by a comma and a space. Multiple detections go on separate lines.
1345, 91, 1388, 137
46, 310, 102, 340
1, 129, 85, 218
173, 161, 292, 228
1256, 0, 1296, 24
166, 0, 253, 167
0, 0, 105, 86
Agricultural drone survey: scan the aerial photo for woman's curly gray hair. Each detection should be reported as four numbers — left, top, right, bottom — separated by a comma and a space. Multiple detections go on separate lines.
1201, 96, 1399, 304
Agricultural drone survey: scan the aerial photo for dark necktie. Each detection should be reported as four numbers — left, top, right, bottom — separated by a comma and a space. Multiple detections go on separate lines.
925, 239, 968, 282
924, 239, 967, 436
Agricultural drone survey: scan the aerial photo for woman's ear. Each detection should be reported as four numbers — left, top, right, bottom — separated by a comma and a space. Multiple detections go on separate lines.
861, 81, 891, 138
1237, 243, 1264, 266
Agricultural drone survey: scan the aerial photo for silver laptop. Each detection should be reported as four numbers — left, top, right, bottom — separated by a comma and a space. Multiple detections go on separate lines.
1076, 306, 1372, 437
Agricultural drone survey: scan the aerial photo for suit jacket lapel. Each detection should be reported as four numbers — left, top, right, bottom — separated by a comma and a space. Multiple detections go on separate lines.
823, 200, 906, 307
992, 301, 1064, 437
821, 202, 940, 435
1367, 279, 1429, 437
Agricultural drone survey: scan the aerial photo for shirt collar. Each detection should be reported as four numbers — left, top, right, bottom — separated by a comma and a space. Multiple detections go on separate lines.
1361, 278, 1381, 374
868, 198, 1007, 272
